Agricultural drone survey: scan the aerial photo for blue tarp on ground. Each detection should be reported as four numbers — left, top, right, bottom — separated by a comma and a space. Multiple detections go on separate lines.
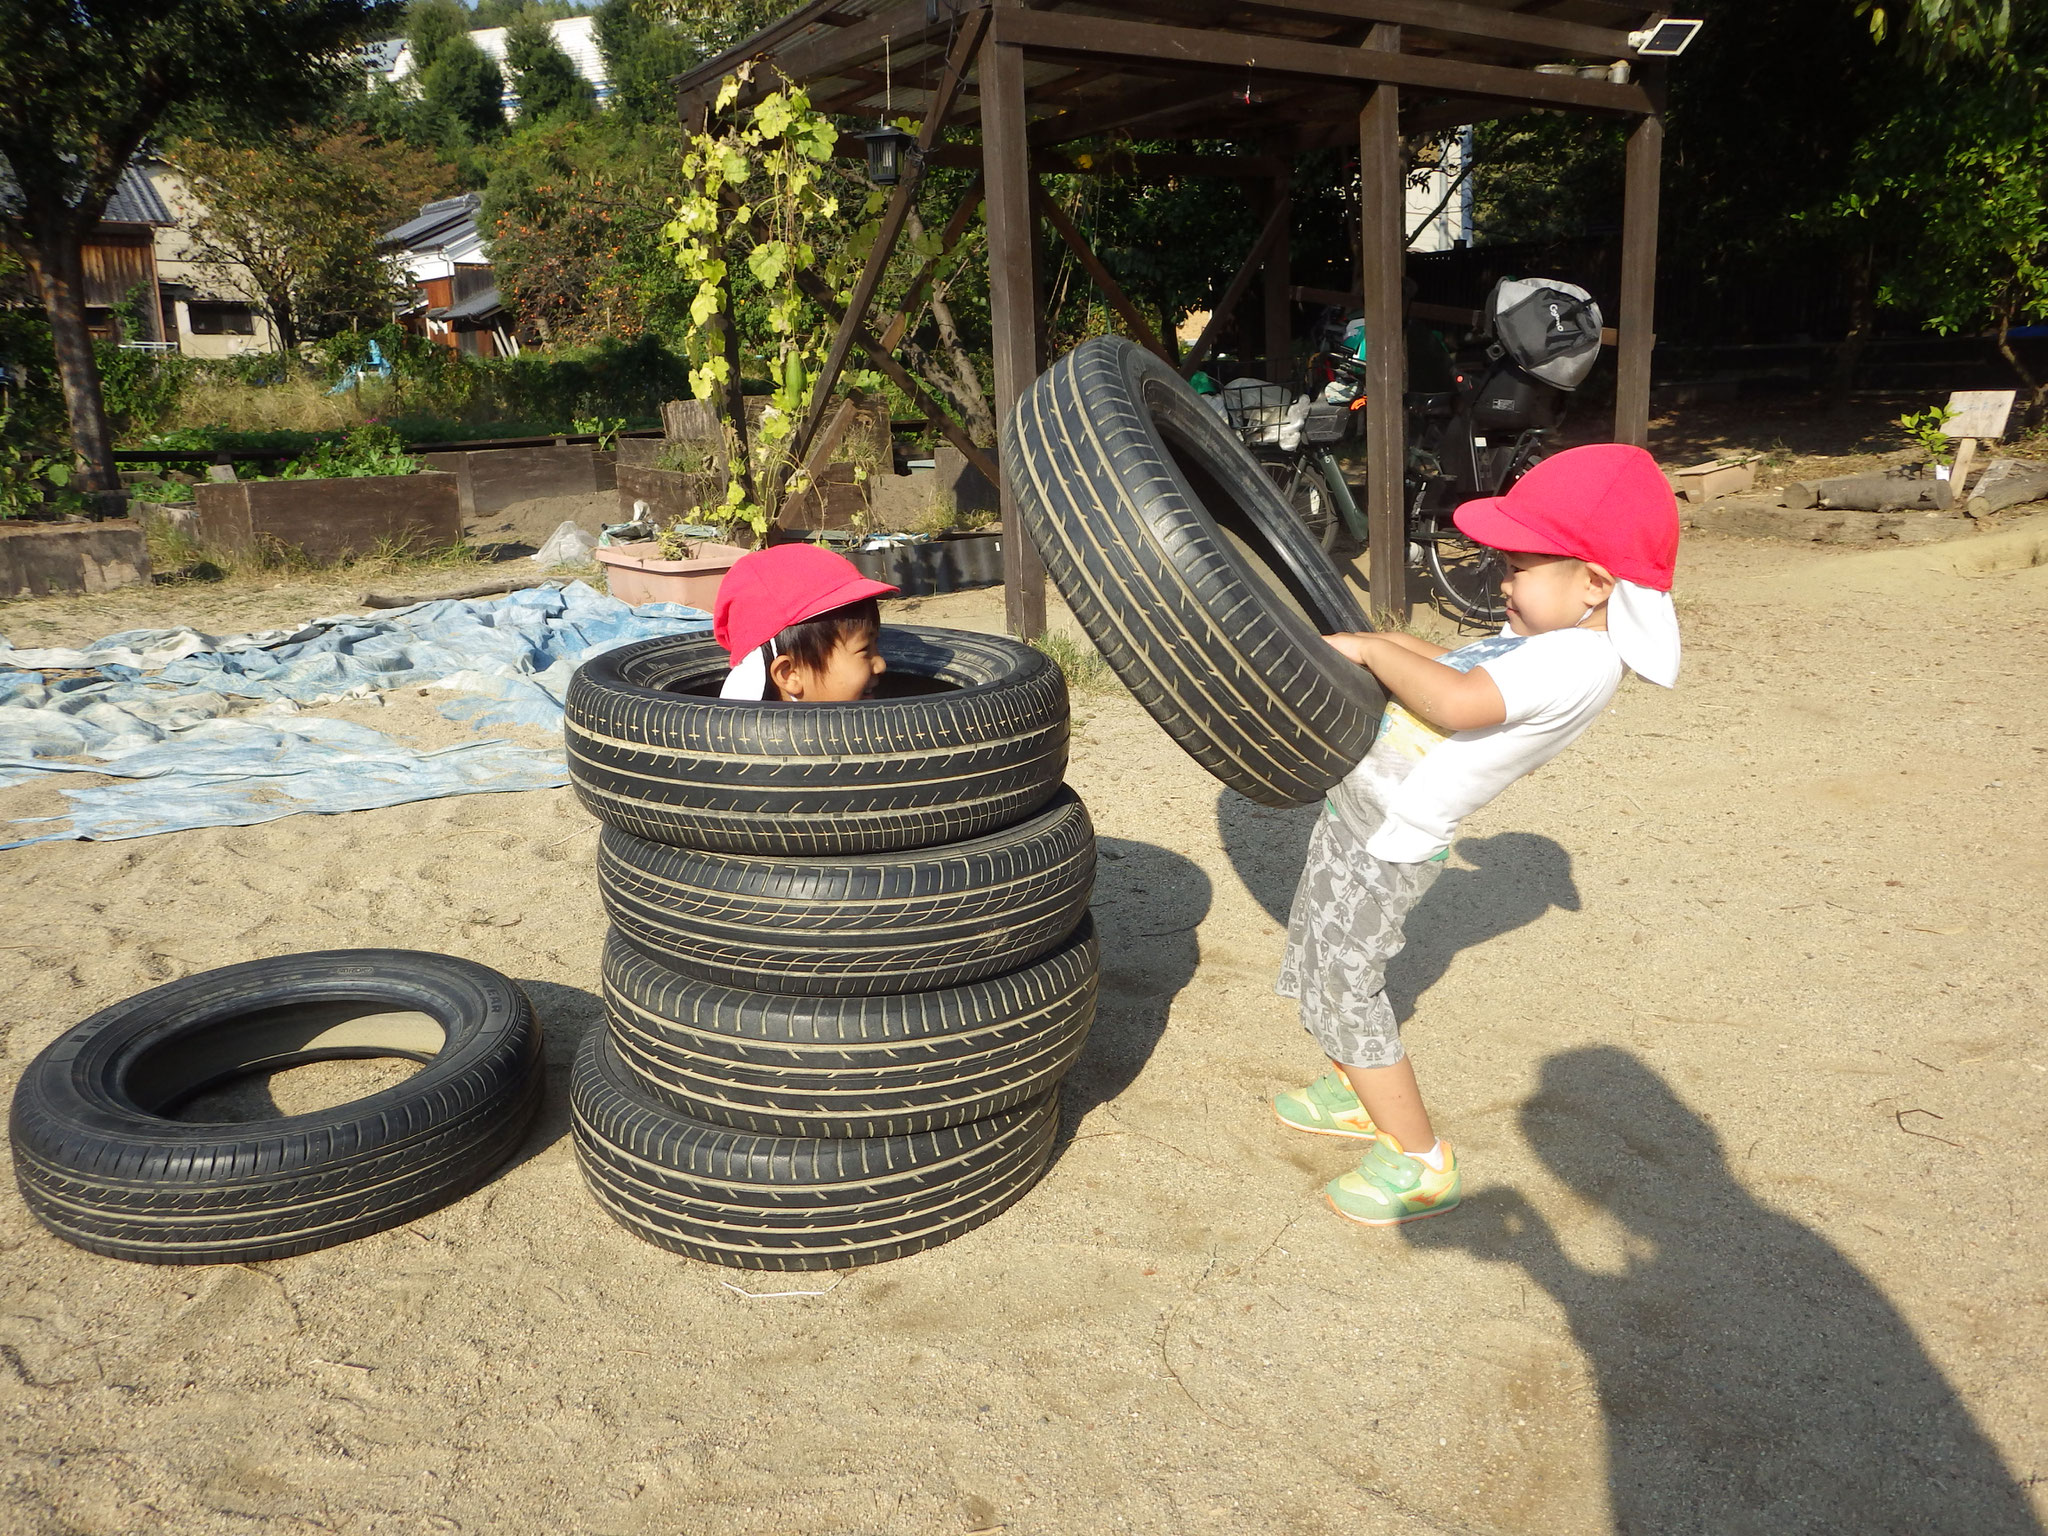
0, 582, 710, 846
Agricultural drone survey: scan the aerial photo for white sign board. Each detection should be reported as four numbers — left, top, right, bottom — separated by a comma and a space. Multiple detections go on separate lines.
1944, 390, 2016, 439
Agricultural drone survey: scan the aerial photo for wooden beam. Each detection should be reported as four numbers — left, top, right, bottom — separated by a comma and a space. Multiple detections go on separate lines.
787, 10, 987, 480
1032, 182, 1173, 363
1226, 0, 1637, 60
1360, 23, 1407, 624
983, 29, 1047, 640
791, 264, 1004, 490
798, 176, 987, 488
1614, 100, 1662, 448
898, 145, 1290, 180
989, 8, 1653, 114
1181, 196, 1292, 378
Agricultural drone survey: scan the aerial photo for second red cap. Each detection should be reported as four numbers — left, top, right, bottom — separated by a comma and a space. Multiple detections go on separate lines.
712, 543, 898, 662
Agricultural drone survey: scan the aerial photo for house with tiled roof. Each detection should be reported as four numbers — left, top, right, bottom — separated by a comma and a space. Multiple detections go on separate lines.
380, 194, 516, 358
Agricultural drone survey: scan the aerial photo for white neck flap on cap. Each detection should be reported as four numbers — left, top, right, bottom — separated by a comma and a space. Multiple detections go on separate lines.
719, 645, 773, 700
1606, 580, 1681, 687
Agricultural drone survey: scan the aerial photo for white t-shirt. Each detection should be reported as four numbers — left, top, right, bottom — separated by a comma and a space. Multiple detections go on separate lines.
1332, 628, 1623, 864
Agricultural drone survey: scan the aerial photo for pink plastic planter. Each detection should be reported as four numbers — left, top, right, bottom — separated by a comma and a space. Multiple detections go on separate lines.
594, 539, 751, 611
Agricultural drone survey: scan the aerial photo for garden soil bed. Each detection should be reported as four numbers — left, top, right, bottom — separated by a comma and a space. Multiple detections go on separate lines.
195, 471, 462, 564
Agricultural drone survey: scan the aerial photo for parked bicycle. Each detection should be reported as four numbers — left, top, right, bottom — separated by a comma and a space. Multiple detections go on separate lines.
1222, 276, 1604, 624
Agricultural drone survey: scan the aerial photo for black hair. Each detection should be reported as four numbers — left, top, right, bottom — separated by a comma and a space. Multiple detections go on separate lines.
771, 596, 880, 680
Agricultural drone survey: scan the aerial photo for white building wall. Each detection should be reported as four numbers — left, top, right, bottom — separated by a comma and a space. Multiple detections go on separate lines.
1404, 128, 1475, 254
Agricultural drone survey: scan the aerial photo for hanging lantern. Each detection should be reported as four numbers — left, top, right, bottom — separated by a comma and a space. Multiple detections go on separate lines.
861, 124, 915, 186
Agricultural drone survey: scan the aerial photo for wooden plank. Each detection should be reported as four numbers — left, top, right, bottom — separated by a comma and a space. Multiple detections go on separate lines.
983, 29, 1047, 640
1360, 24, 1408, 624
989, 8, 1653, 113
1032, 182, 1173, 363
1613, 101, 1662, 450
1180, 196, 1292, 377
788, 9, 988, 479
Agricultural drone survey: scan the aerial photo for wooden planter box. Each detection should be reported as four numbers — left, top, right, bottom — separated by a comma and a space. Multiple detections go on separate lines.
420, 444, 617, 519
194, 472, 461, 564
846, 531, 1002, 596
594, 539, 750, 610
0, 518, 151, 598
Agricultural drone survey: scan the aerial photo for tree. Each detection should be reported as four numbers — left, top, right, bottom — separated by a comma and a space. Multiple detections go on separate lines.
169, 127, 453, 354
0, 0, 395, 495
405, 0, 468, 72
422, 36, 508, 143
505, 9, 595, 123
594, 0, 705, 125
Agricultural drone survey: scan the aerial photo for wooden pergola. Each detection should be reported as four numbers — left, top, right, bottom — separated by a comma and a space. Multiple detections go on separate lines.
676, 0, 1672, 637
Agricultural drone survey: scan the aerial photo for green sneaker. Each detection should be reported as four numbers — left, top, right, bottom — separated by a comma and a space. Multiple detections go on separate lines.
1273, 1070, 1379, 1140
1324, 1135, 1461, 1226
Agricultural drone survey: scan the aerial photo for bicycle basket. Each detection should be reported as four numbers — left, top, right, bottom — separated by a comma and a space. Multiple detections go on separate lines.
1302, 401, 1352, 444
1221, 381, 1293, 445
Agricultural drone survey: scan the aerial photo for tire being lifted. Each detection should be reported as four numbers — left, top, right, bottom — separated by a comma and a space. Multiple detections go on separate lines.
597, 787, 1096, 997
1004, 334, 1386, 807
602, 919, 1097, 1138
566, 626, 1069, 855
9, 951, 542, 1265
571, 1028, 1058, 1271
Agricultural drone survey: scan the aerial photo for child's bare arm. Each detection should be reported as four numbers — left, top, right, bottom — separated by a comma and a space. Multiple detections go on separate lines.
1361, 631, 1452, 662
1324, 633, 1506, 731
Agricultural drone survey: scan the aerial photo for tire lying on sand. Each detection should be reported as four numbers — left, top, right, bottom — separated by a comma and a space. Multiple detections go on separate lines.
571, 1028, 1059, 1271
601, 920, 1097, 1138
566, 626, 1069, 855
1003, 333, 1386, 807
9, 951, 543, 1265
597, 787, 1096, 997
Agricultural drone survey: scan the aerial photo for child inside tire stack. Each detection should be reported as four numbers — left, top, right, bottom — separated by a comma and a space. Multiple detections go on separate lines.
567, 546, 1097, 1271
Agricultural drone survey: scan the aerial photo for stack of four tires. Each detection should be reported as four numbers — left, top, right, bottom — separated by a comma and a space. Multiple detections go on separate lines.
564, 627, 1095, 1271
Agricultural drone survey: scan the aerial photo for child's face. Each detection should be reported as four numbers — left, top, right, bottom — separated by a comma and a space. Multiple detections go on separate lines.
773, 628, 886, 702
1498, 551, 1614, 636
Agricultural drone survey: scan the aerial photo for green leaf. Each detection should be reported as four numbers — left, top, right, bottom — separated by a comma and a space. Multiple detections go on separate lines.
747, 241, 790, 286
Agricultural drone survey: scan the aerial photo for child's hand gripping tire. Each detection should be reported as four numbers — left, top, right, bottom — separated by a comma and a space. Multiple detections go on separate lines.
1003, 334, 1386, 807
566, 626, 1069, 855
596, 787, 1095, 997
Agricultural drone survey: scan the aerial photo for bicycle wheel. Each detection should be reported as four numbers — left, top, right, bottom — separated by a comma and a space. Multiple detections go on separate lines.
1260, 459, 1338, 553
1426, 531, 1509, 625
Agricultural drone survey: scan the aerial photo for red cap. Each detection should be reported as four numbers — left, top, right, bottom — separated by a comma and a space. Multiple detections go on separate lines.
712, 543, 897, 661
1452, 443, 1679, 591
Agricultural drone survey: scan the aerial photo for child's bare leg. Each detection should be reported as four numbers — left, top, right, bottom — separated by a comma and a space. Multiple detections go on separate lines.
1333, 1056, 1434, 1152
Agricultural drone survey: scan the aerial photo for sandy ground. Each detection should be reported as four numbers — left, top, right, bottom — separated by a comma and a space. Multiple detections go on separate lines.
0, 517, 2044, 1535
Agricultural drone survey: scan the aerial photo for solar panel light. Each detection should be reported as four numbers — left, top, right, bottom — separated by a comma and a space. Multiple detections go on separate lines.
1629, 18, 1704, 55
861, 124, 916, 186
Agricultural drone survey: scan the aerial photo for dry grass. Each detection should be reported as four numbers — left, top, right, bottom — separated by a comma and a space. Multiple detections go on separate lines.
1030, 629, 1119, 694
165, 376, 386, 435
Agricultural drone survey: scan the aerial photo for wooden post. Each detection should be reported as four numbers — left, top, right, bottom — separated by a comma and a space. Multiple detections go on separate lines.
1262, 168, 1292, 385
1358, 24, 1407, 625
1180, 197, 1291, 379
1614, 91, 1663, 450
983, 28, 1047, 640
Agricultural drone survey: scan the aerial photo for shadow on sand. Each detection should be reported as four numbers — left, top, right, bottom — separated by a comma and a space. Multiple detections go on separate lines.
1214, 788, 1579, 1023
1406, 1047, 2044, 1535
1059, 836, 1210, 1130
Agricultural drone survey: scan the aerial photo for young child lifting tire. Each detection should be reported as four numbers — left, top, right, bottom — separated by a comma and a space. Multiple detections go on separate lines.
1272, 443, 1683, 1227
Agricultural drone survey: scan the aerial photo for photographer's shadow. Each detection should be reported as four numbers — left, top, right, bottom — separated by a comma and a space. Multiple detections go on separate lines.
1407, 1048, 2043, 1534
1215, 790, 1578, 1023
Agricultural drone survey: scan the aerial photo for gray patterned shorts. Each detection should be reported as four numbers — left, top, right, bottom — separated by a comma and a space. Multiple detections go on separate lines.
1275, 804, 1443, 1068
